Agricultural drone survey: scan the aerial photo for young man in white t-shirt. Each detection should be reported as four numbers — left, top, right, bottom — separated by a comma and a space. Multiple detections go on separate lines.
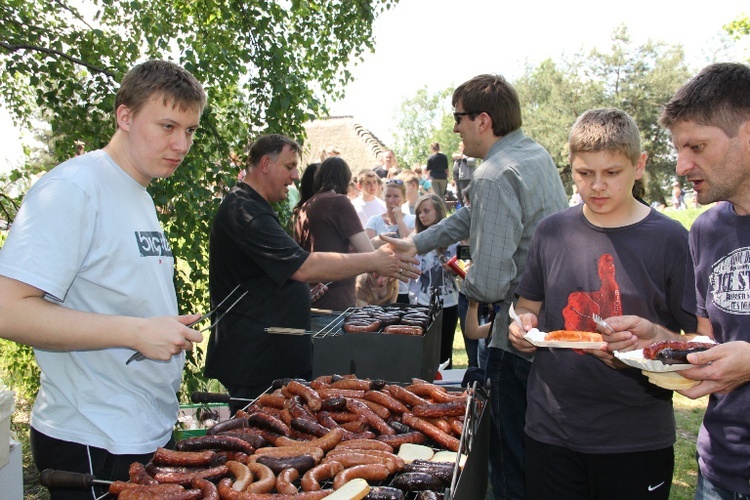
351, 168, 386, 226
0, 60, 206, 499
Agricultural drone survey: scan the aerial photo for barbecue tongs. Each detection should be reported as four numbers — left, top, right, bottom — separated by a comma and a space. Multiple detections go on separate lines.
126, 284, 247, 364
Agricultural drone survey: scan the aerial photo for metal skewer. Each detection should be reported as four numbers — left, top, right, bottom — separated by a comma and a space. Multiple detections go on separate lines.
39, 469, 113, 500
191, 391, 258, 404
126, 284, 248, 364
265, 327, 320, 336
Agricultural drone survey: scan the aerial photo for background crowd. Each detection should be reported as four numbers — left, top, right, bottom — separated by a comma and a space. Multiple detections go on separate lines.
291, 141, 482, 372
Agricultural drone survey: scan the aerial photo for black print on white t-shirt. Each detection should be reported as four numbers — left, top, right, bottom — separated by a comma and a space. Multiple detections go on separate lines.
710, 246, 750, 315
135, 231, 173, 257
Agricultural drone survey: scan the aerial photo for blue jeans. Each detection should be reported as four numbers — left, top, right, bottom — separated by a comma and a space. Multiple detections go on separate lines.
696, 469, 750, 500
485, 347, 531, 500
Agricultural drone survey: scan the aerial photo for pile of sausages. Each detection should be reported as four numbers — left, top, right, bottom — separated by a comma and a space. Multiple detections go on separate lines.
108, 375, 472, 499
342, 305, 431, 335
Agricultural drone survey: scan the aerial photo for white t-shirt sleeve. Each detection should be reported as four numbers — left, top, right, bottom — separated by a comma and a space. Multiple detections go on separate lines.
0, 178, 94, 301
365, 214, 384, 233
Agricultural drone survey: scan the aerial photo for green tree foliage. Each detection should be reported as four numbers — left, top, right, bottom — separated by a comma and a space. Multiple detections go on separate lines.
514, 26, 691, 203
0, 0, 396, 399
392, 27, 690, 202
392, 86, 456, 167
724, 14, 750, 39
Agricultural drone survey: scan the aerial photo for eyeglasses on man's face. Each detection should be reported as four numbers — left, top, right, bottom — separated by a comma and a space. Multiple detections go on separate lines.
453, 111, 479, 125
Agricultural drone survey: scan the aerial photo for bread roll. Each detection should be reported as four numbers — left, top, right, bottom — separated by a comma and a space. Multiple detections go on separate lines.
643, 370, 700, 390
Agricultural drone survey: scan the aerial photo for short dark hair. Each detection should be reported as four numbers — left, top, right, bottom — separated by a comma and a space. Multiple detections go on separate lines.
115, 60, 206, 119
452, 74, 522, 136
245, 134, 302, 169
660, 62, 750, 137
314, 156, 352, 195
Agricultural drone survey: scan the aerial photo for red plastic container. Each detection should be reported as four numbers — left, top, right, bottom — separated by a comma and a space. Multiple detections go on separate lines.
447, 255, 467, 279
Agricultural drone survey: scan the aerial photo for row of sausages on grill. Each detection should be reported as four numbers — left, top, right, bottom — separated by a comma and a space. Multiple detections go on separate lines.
342, 307, 431, 335
108, 375, 471, 499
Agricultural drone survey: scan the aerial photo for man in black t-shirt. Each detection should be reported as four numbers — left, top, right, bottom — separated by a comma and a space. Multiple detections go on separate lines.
205, 134, 417, 413
425, 142, 449, 200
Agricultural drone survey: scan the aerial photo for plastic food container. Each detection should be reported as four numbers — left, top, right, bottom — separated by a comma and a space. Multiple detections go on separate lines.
447, 256, 467, 279
173, 403, 230, 441
0, 385, 15, 468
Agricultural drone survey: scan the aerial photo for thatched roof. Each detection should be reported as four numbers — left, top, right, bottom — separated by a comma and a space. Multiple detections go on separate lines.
301, 116, 388, 174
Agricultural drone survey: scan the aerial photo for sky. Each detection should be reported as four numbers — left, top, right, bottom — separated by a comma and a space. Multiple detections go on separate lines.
2, 0, 749, 172
328, 0, 750, 144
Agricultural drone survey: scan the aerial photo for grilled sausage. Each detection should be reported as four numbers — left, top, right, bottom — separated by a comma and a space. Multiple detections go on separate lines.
411, 401, 467, 419
217, 478, 332, 499
255, 454, 316, 475
364, 390, 410, 414
191, 478, 219, 500
128, 462, 157, 485
206, 417, 251, 435
175, 434, 255, 455
346, 398, 396, 436
392, 472, 445, 492
151, 448, 217, 467
334, 439, 394, 453
248, 412, 292, 436
275, 468, 300, 495
384, 385, 429, 408
151, 464, 229, 486
301, 461, 345, 492
274, 427, 344, 452
245, 462, 276, 494
333, 463, 391, 489
375, 430, 427, 448
401, 413, 460, 452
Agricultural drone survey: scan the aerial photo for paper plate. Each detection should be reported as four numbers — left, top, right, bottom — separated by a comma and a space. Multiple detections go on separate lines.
614, 336, 715, 372
642, 370, 701, 390
523, 329, 607, 350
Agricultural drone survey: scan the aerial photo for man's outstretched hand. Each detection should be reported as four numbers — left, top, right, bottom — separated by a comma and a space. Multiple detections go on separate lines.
379, 234, 419, 282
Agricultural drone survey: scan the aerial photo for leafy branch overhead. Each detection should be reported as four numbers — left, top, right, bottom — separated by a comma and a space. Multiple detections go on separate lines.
0, 0, 397, 396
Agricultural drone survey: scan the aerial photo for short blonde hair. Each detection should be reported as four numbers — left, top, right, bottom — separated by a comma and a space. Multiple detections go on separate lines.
568, 108, 641, 165
397, 170, 419, 187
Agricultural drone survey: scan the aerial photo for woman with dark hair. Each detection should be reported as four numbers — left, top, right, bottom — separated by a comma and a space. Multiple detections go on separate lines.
293, 162, 320, 215
294, 156, 375, 310
409, 194, 460, 368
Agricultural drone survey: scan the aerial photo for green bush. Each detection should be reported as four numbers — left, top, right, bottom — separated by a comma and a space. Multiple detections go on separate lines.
0, 340, 40, 401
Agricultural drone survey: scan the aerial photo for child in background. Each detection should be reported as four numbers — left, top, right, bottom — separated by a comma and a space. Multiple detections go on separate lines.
409, 194, 460, 369
355, 272, 398, 306
508, 108, 697, 499
455, 185, 479, 368
366, 179, 416, 303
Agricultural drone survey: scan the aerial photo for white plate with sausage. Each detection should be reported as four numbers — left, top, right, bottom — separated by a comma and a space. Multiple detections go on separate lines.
523, 329, 607, 350
614, 336, 716, 373
614, 349, 694, 372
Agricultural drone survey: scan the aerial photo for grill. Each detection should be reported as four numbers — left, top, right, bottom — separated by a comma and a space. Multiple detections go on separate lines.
80, 381, 488, 499
311, 294, 443, 383
446, 383, 489, 500
312, 382, 490, 500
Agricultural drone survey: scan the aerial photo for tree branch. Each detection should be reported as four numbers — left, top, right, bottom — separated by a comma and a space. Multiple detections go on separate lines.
53, 0, 98, 32
0, 41, 115, 79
